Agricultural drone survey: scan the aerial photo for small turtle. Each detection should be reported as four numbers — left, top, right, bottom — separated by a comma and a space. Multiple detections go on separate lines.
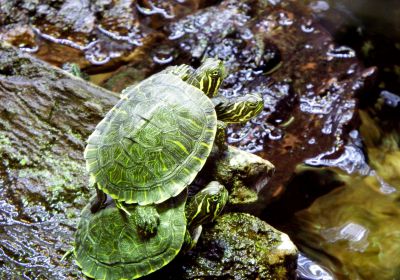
74, 181, 229, 280
85, 58, 264, 214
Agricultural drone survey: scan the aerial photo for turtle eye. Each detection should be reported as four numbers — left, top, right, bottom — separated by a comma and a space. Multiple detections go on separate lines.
210, 70, 219, 77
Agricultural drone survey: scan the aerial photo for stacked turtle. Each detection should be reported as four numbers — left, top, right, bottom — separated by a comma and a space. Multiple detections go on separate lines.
74, 58, 264, 280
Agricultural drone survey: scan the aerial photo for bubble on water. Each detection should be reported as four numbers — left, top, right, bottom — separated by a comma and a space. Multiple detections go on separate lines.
97, 25, 143, 46
309, 1, 330, 13
168, 28, 185, 40
153, 54, 174, 64
308, 138, 316, 145
241, 139, 264, 153
278, 12, 293, 26
19, 45, 39, 53
240, 28, 253, 40
268, 128, 283, 141
327, 45, 356, 59
301, 20, 315, 33
84, 42, 111, 65
321, 121, 332, 135
300, 93, 338, 115
305, 144, 370, 175
227, 125, 251, 143
136, 2, 174, 19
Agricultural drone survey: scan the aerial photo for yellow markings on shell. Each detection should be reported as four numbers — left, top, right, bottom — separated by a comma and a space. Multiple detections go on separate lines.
93, 169, 103, 177
192, 156, 204, 163
170, 140, 189, 155
200, 142, 211, 149
87, 160, 98, 168
188, 119, 202, 129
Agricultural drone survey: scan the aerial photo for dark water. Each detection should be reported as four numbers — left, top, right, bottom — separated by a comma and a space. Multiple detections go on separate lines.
278, 1, 400, 279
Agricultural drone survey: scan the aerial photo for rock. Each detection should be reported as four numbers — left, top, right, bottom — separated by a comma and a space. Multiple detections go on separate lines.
203, 145, 275, 207
184, 213, 298, 280
147, 213, 298, 280
0, 42, 118, 278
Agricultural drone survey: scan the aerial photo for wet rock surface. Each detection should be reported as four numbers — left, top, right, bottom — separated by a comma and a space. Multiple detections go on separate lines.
182, 213, 298, 280
146, 212, 298, 280
0, 42, 118, 278
202, 145, 275, 208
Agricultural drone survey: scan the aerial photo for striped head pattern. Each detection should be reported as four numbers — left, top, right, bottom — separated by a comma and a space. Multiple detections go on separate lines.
217, 93, 264, 123
186, 181, 229, 229
188, 58, 226, 97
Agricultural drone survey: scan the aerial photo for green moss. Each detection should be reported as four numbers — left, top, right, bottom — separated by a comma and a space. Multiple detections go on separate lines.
178, 213, 298, 280
17, 150, 90, 209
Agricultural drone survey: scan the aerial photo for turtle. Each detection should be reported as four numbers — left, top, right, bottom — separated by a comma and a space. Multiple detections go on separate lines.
74, 180, 229, 280
84, 58, 264, 215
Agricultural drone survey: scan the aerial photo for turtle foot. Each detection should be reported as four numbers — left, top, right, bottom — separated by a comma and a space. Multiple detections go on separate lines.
134, 205, 160, 237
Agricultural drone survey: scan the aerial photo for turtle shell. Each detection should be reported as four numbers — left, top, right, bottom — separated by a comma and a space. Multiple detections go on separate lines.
85, 73, 217, 205
74, 192, 187, 280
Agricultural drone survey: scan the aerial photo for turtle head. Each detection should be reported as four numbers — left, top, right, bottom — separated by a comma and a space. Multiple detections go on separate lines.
186, 181, 229, 229
192, 58, 226, 97
216, 93, 264, 123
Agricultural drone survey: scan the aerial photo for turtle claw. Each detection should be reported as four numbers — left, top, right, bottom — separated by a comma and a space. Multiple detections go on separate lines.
61, 249, 74, 262
115, 200, 131, 216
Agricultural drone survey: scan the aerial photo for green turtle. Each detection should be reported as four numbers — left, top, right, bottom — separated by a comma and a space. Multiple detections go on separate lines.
84, 58, 264, 213
74, 181, 229, 280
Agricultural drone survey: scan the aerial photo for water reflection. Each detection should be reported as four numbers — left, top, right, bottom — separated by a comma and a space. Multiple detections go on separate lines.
282, 111, 400, 279
297, 253, 335, 280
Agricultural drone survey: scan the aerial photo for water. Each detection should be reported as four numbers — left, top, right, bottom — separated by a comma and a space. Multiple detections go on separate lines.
275, 1, 400, 278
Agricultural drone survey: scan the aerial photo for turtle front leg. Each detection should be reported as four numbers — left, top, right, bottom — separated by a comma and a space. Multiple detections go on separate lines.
90, 185, 107, 213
